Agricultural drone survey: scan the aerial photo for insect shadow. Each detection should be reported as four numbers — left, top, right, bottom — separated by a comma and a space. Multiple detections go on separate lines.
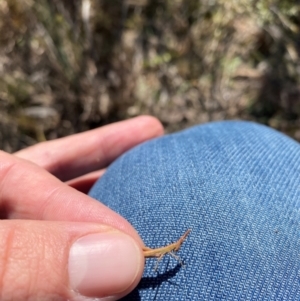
120, 263, 182, 301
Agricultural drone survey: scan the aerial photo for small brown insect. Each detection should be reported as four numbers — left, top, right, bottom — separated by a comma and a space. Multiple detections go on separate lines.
142, 229, 191, 270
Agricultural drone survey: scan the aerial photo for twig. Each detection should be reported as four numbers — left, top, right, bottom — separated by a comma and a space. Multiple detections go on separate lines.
142, 229, 191, 270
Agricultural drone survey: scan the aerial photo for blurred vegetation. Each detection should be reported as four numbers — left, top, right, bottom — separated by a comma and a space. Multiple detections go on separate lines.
0, 0, 300, 152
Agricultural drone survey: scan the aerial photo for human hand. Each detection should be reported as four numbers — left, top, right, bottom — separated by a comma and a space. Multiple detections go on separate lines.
1, 116, 163, 301
16, 115, 164, 193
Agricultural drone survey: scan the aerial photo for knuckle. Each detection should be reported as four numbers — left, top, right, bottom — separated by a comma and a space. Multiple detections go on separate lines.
0, 222, 67, 300
0, 224, 32, 300
0, 223, 43, 300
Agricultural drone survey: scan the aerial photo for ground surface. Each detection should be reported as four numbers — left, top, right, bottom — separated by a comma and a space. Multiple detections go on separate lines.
0, 0, 299, 152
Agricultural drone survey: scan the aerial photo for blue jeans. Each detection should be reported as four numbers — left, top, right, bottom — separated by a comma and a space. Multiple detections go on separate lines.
89, 121, 300, 300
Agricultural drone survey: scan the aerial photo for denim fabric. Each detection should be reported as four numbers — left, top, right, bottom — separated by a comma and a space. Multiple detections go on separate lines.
89, 121, 300, 300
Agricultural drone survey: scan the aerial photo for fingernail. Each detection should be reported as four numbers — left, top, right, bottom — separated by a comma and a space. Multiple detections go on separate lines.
68, 232, 142, 299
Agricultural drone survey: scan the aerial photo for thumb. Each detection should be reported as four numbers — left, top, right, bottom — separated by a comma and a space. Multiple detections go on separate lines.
0, 220, 144, 301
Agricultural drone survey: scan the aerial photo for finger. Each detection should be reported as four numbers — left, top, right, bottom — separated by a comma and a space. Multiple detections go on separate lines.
66, 169, 106, 194
0, 220, 144, 301
0, 151, 142, 244
15, 116, 164, 181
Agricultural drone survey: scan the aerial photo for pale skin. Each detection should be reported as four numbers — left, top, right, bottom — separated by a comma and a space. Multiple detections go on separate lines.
0, 116, 164, 301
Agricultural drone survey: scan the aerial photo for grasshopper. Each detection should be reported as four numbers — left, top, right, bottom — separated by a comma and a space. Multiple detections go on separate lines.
142, 229, 191, 270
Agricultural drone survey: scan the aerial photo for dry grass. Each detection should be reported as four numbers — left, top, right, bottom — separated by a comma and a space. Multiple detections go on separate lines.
0, 0, 299, 152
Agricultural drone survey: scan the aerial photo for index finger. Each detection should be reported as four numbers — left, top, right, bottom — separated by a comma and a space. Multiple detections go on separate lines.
0, 150, 143, 244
